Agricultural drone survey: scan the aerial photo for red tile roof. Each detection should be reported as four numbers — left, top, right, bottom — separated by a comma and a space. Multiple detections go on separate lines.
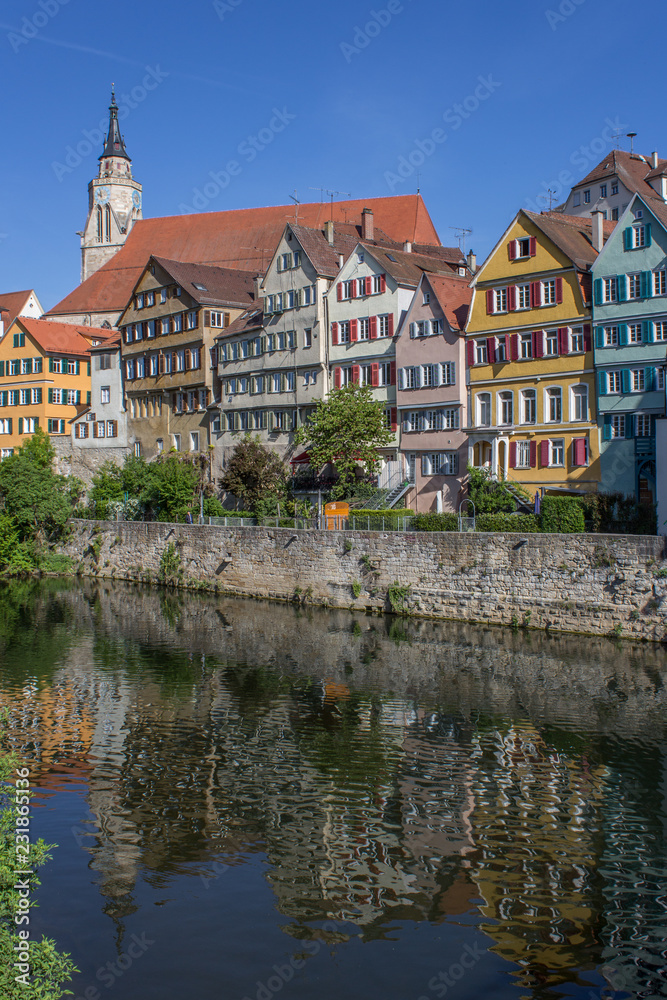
424, 273, 472, 331
218, 307, 264, 340
149, 258, 256, 307
0, 290, 35, 329
523, 210, 615, 270
573, 150, 667, 203
12, 317, 112, 357
48, 195, 441, 320
365, 244, 465, 285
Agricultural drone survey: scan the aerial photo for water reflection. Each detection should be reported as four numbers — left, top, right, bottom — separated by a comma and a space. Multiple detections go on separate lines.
1, 579, 666, 999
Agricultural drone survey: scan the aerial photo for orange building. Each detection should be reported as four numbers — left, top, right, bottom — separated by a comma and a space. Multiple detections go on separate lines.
0, 317, 111, 455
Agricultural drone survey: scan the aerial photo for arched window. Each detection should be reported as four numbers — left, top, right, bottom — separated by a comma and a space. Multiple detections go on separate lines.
498, 391, 513, 426
570, 384, 588, 422
104, 205, 112, 243
476, 393, 491, 427
96, 206, 103, 243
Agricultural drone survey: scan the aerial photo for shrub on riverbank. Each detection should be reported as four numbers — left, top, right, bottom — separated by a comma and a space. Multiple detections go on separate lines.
540, 497, 585, 533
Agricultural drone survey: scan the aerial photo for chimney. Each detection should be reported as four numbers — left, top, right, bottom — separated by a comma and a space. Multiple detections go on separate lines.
361, 207, 374, 241
337, 253, 344, 269
325, 220, 334, 245
253, 274, 262, 299
591, 210, 604, 253
653, 151, 659, 169
403, 241, 412, 253
466, 250, 477, 274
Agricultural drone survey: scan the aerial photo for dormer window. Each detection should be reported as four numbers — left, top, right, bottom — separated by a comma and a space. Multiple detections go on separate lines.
583, 190, 591, 204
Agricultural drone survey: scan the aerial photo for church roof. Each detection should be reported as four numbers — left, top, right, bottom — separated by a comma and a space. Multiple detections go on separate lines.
47, 195, 441, 320
100, 89, 130, 161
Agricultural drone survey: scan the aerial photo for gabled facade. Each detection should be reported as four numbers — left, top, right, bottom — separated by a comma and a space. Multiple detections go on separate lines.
71, 337, 128, 453
592, 196, 667, 501
0, 317, 109, 455
0, 290, 44, 333
396, 273, 471, 512
560, 149, 667, 222
118, 257, 255, 460
466, 211, 606, 495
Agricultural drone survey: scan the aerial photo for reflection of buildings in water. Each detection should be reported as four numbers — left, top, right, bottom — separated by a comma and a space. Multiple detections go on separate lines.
467, 723, 608, 992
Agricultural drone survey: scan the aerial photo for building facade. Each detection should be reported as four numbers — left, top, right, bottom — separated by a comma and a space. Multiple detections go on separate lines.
396, 273, 471, 512
592, 197, 667, 501
71, 336, 129, 455
466, 210, 605, 495
0, 317, 109, 455
559, 149, 667, 222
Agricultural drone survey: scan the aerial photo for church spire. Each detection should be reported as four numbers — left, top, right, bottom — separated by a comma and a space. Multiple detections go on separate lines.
100, 86, 130, 161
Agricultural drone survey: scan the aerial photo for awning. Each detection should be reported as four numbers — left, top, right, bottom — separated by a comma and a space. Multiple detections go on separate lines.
290, 451, 311, 465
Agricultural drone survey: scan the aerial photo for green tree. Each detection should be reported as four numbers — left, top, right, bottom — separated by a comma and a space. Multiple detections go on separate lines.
466, 465, 525, 514
220, 436, 287, 512
294, 383, 393, 496
0, 433, 82, 545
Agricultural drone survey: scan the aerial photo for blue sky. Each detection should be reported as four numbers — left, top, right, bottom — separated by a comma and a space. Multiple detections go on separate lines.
1, 0, 665, 310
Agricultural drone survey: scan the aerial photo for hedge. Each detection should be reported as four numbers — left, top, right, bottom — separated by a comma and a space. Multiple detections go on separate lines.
412, 513, 458, 531
476, 513, 542, 532
350, 509, 414, 518
539, 496, 585, 533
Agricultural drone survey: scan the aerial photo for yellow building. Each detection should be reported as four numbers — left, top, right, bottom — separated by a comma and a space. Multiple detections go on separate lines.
466, 210, 611, 494
0, 317, 111, 455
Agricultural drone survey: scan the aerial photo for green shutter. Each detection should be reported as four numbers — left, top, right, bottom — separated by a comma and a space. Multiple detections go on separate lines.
645, 223, 652, 247
17, 417, 22, 435
48, 358, 54, 373
617, 275, 627, 301
0, 361, 4, 377
48, 389, 53, 404
87, 392, 91, 405
595, 327, 604, 349
593, 278, 603, 305
618, 324, 628, 346
625, 414, 634, 439
75, 360, 80, 375
646, 367, 657, 392
642, 270, 653, 298
12, 334, 18, 349
76, 390, 81, 404
642, 321, 653, 343
597, 371, 607, 396
603, 415, 612, 440
7, 418, 11, 435
87, 362, 91, 376
623, 227, 633, 251
35, 389, 42, 404
621, 369, 631, 393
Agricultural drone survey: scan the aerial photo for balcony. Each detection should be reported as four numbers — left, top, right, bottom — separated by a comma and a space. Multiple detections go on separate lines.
635, 436, 655, 457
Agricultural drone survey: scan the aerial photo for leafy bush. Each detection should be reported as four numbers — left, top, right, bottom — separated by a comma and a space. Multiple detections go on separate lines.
477, 513, 542, 532
467, 465, 524, 513
540, 496, 585, 533
578, 492, 657, 535
413, 513, 458, 532
349, 509, 414, 519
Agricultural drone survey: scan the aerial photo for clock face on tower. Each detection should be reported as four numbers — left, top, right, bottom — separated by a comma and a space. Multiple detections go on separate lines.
95, 186, 110, 205
132, 190, 142, 209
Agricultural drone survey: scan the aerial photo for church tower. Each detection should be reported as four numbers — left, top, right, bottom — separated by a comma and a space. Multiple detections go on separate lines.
80, 88, 143, 284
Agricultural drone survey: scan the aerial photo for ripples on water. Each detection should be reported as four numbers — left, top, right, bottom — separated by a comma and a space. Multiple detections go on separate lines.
1, 579, 666, 1000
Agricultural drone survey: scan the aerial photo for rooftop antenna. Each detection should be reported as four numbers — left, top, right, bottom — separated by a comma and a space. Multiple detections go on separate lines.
611, 128, 623, 150
627, 132, 637, 157
449, 227, 472, 254
547, 188, 557, 211
309, 187, 351, 221
289, 190, 300, 223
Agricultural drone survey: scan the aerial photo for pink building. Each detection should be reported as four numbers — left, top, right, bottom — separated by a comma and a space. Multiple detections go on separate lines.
396, 273, 471, 513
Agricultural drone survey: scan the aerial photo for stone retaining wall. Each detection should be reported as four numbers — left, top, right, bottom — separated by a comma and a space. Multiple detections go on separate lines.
61, 520, 667, 641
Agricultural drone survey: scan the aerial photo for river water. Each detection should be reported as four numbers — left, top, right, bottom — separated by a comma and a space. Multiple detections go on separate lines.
1, 578, 666, 1000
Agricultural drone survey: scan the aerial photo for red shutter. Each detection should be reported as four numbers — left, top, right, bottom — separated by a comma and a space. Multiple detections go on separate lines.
390, 407, 397, 431
389, 361, 396, 385
510, 334, 519, 361
369, 316, 378, 339
334, 367, 342, 389
337, 283, 343, 301
507, 285, 517, 311
380, 274, 386, 293
558, 327, 569, 355
509, 441, 517, 468
583, 324, 592, 351
532, 331, 543, 358
351, 364, 360, 383
370, 362, 379, 387
351, 280, 358, 299
555, 277, 563, 304
530, 441, 537, 468
365, 276, 372, 295
573, 438, 586, 466
539, 440, 550, 467
350, 319, 358, 342
331, 322, 339, 345
467, 340, 475, 367
487, 337, 496, 364
531, 282, 542, 307
508, 240, 517, 260
486, 289, 494, 314
388, 313, 394, 336
529, 236, 537, 257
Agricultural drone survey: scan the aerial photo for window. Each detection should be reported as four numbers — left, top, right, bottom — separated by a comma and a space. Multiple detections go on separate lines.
423, 291, 430, 304
210, 311, 230, 328
571, 327, 584, 353
160, 289, 167, 304
628, 323, 642, 344
136, 293, 144, 309
377, 362, 393, 387
156, 438, 164, 454
421, 452, 458, 476
520, 333, 533, 359
571, 385, 588, 421
608, 371, 622, 394
545, 330, 558, 356
134, 442, 142, 457
611, 181, 619, 195
542, 279, 557, 305
136, 357, 145, 379
272, 373, 281, 393
604, 326, 619, 347
520, 389, 536, 424
498, 391, 513, 426
20, 358, 30, 374
278, 252, 292, 271
67, 389, 79, 406
655, 322, 667, 341
20, 417, 38, 434
573, 192, 581, 207
146, 291, 155, 307
546, 387, 562, 422
611, 208, 619, 221
106, 421, 117, 438
47, 419, 65, 434
549, 439, 565, 466
378, 315, 390, 338
67, 359, 78, 375
636, 414, 652, 437
19, 389, 29, 406
603, 277, 617, 303
477, 393, 491, 427
515, 284, 530, 310
173, 314, 183, 332
304, 328, 312, 348
475, 340, 488, 364
31, 388, 41, 405
583, 190, 591, 204
495, 336, 507, 363
186, 310, 198, 329
630, 225, 647, 248
632, 369, 645, 391
74, 422, 88, 439
150, 354, 159, 376
372, 274, 383, 294
628, 273, 642, 299
494, 288, 507, 313
517, 237, 531, 258
654, 270, 667, 296
610, 415, 625, 439
516, 441, 531, 468
600, 184, 607, 198
51, 388, 64, 405
33, 357, 42, 374
190, 432, 199, 452
342, 280, 355, 300
338, 321, 350, 344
